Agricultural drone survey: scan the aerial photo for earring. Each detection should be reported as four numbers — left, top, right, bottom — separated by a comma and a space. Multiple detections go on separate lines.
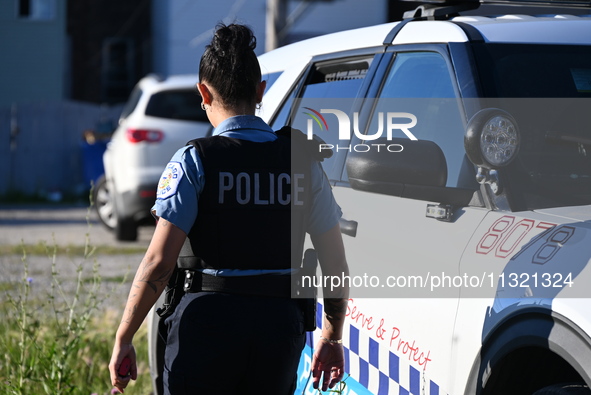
201, 103, 207, 111
256, 102, 262, 110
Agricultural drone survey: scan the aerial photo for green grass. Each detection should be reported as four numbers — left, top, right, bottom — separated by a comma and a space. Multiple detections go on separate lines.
0, 282, 17, 292
0, 244, 153, 395
0, 243, 146, 257
0, 307, 153, 395
0, 304, 152, 395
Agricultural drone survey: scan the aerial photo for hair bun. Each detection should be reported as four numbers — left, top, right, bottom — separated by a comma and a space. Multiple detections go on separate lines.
212, 23, 256, 56
199, 23, 262, 109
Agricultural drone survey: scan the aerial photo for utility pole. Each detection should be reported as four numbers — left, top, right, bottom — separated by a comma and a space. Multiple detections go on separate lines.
265, 0, 333, 52
265, 0, 288, 52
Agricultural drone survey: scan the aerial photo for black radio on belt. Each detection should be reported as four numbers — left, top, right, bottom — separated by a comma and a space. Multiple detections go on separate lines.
299, 249, 318, 332
156, 267, 185, 319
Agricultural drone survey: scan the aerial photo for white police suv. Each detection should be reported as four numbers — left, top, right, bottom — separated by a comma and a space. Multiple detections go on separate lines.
257, 1, 591, 394
147, 1, 591, 393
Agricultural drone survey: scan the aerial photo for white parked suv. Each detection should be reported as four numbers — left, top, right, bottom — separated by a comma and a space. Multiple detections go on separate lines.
95, 74, 211, 241
148, 1, 591, 394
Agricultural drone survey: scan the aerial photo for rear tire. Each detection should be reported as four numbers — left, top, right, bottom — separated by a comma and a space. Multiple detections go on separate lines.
115, 217, 138, 241
93, 175, 117, 230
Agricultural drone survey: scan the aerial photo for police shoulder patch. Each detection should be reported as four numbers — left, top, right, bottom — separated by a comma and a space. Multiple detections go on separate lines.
157, 162, 184, 199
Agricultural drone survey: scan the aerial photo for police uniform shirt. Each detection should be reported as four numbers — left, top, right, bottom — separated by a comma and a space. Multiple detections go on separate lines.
152, 114, 342, 277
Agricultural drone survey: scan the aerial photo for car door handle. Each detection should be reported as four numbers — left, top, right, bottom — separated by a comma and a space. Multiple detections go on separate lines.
339, 218, 358, 237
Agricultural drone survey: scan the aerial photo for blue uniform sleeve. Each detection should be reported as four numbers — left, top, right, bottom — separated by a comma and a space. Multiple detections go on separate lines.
306, 162, 342, 235
151, 145, 204, 235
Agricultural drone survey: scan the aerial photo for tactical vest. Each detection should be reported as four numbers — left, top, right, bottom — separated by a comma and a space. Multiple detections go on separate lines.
177, 130, 312, 273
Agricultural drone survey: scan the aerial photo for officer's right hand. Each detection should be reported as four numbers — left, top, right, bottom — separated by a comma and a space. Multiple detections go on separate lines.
109, 341, 137, 393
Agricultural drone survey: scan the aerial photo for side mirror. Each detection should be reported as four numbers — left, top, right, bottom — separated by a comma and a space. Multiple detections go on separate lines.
346, 137, 454, 201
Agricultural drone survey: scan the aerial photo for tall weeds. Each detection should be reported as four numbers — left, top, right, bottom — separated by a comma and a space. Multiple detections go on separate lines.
0, 209, 150, 394
1, 235, 99, 394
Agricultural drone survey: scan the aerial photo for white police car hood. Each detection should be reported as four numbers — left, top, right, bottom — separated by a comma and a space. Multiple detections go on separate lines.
534, 205, 591, 222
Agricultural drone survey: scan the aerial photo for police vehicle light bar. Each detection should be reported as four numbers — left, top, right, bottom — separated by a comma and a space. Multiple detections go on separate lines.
426, 204, 454, 221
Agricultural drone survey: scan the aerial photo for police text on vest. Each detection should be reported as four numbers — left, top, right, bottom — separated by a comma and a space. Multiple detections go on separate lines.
218, 172, 305, 205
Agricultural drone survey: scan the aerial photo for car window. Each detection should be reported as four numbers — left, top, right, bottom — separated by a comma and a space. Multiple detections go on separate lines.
277, 56, 374, 180
120, 86, 142, 120
262, 71, 282, 94
145, 89, 208, 122
473, 44, 591, 209
300, 60, 369, 98
380, 52, 455, 99
474, 44, 591, 99
370, 51, 476, 189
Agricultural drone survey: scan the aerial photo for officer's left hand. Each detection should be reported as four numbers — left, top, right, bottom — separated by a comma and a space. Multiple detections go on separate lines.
311, 340, 345, 392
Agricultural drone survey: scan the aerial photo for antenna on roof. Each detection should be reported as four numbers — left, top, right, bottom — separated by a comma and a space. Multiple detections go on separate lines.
403, 1, 480, 19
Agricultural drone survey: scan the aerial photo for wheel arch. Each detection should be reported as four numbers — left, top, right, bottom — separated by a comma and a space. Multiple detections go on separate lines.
465, 308, 591, 394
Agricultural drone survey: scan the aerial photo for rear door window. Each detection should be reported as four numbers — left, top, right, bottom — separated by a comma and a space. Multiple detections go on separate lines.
145, 90, 208, 122
273, 56, 376, 180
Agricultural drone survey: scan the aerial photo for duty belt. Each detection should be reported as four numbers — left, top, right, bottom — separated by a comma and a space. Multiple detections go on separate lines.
183, 270, 292, 298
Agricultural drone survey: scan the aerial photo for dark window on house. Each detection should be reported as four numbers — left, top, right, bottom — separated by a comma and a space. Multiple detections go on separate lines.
18, 0, 55, 19
102, 38, 135, 104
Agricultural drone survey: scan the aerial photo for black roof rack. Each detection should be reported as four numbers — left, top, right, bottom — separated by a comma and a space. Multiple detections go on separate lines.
385, 0, 590, 46
480, 0, 590, 7
401, 0, 590, 19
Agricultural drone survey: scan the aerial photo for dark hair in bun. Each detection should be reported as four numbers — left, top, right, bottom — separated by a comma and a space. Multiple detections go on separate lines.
199, 23, 261, 109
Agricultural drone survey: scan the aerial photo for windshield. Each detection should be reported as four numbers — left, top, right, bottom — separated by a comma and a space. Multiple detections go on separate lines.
473, 44, 591, 210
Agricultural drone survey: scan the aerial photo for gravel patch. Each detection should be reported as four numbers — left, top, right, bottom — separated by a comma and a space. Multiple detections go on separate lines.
0, 204, 153, 311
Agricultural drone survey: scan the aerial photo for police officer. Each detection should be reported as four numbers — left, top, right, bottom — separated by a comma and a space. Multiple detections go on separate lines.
109, 23, 349, 394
